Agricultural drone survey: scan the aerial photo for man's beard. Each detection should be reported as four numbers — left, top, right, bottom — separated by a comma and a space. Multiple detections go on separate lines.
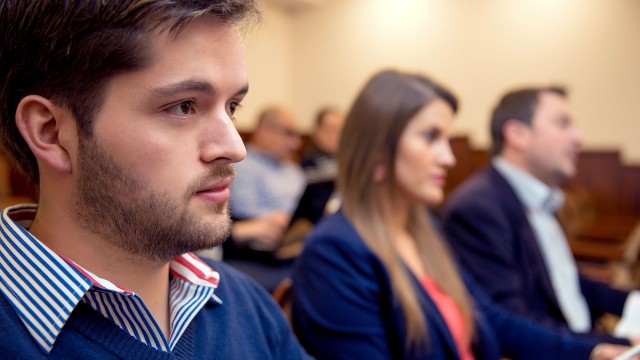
73, 137, 234, 262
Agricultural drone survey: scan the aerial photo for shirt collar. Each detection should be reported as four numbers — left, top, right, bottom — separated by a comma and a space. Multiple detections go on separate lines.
493, 157, 565, 213
0, 204, 221, 354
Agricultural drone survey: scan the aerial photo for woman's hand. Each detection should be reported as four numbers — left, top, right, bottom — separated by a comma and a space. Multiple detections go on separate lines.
590, 344, 639, 360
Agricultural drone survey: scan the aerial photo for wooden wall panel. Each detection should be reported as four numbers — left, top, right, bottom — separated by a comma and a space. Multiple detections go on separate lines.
620, 166, 640, 214
9, 165, 38, 202
445, 137, 476, 196
574, 151, 622, 214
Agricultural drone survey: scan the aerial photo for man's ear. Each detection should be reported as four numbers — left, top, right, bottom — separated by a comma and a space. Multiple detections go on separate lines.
503, 119, 531, 152
15, 95, 73, 175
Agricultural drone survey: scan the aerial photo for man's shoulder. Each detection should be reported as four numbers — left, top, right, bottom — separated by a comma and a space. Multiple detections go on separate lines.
199, 257, 285, 313
197, 258, 285, 337
442, 166, 523, 230
195, 257, 310, 359
446, 166, 508, 208
0, 291, 35, 351
201, 257, 270, 297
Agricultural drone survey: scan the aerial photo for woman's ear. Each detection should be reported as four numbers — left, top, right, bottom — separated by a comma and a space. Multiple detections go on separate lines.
373, 163, 387, 183
15, 95, 73, 175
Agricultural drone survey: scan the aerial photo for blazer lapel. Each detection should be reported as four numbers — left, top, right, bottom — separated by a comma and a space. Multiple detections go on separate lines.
411, 275, 460, 360
491, 166, 566, 321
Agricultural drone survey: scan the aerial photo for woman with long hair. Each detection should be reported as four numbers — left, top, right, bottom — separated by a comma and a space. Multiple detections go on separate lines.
290, 69, 631, 360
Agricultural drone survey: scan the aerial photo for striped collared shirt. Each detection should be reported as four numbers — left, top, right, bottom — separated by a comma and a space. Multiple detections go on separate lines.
0, 204, 222, 354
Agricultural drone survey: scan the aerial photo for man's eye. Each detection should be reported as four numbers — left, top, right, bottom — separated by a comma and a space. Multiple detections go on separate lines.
166, 101, 195, 116
229, 102, 240, 115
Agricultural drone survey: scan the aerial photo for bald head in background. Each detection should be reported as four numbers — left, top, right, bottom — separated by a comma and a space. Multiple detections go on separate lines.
251, 107, 302, 162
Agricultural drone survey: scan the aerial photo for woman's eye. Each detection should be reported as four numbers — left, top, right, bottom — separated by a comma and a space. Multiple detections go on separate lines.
165, 101, 195, 116
424, 129, 441, 142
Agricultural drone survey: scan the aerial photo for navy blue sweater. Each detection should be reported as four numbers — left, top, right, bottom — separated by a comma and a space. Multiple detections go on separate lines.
0, 260, 310, 359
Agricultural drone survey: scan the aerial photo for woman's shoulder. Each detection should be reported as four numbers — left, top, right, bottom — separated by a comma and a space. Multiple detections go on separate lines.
300, 212, 386, 275
305, 212, 369, 253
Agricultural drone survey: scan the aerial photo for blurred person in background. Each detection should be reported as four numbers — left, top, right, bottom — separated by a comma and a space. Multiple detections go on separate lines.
225, 106, 306, 291
302, 106, 344, 184
288, 107, 346, 231
442, 87, 640, 342
291, 69, 632, 360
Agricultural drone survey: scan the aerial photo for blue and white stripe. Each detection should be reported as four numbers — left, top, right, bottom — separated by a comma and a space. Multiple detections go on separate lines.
0, 205, 222, 354
168, 279, 214, 349
0, 205, 91, 353
83, 289, 170, 350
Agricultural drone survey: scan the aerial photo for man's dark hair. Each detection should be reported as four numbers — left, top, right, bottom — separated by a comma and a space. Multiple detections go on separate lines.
314, 107, 340, 127
490, 86, 566, 156
0, 0, 259, 184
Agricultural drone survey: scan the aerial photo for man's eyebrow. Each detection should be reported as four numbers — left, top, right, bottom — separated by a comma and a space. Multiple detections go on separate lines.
235, 85, 249, 97
152, 80, 215, 96
151, 80, 249, 98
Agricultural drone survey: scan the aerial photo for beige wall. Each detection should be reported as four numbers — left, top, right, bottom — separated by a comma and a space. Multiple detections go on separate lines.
244, 0, 640, 162
239, 6, 294, 130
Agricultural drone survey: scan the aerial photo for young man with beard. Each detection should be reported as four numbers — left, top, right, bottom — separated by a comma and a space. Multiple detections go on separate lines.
0, 1, 309, 358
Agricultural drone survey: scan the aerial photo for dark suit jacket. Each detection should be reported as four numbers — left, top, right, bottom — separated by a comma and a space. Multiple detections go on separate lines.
442, 165, 629, 342
291, 211, 597, 360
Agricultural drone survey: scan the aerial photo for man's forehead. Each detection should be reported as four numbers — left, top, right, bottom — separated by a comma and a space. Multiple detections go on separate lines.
145, 15, 243, 60
537, 92, 569, 113
116, 18, 246, 86
539, 90, 567, 104
530, 94, 572, 129
271, 110, 296, 127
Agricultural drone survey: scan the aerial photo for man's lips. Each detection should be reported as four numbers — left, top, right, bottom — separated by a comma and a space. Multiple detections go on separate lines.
194, 177, 234, 203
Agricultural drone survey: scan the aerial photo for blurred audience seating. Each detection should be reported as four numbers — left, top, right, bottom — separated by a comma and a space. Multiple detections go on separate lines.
5, 133, 639, 287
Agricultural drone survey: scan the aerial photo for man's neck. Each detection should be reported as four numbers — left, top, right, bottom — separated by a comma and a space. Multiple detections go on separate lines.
28, 201, 173, 338
498, 152, 558, 187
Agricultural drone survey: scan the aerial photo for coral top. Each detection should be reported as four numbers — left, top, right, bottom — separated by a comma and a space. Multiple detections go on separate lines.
421, 276, 475, 360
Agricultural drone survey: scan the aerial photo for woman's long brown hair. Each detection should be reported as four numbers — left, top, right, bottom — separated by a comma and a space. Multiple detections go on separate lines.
337, 69, 475, 353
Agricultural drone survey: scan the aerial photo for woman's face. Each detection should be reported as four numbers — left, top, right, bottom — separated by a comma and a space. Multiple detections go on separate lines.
392, 98, 456, 207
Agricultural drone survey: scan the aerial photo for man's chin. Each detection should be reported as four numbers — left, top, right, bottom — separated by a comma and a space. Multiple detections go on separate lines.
190, 199, 228, 215
556, 167, 576, 183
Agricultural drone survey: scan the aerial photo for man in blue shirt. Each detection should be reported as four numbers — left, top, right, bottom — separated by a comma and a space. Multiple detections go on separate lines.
0, 1, 309, 358
224, 106, 306, 291
229, 106, 306, 246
